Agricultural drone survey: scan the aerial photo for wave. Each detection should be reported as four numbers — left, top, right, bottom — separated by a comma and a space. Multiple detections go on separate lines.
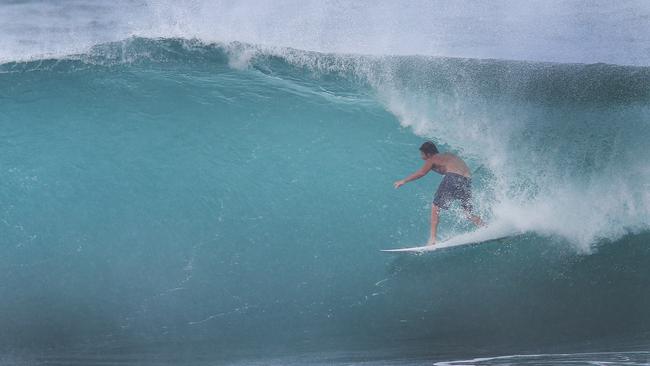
1, 37, 649, 353
31, 37, 649, 249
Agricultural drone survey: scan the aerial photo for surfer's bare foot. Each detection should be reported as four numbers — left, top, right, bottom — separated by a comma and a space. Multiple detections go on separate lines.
427, 239, 436, 246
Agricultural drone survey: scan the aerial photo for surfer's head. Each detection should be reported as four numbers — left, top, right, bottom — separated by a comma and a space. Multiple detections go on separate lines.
419, 141, 439, 159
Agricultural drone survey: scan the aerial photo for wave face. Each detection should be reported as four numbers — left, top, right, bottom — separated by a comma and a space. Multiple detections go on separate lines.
1, 38, 650, 359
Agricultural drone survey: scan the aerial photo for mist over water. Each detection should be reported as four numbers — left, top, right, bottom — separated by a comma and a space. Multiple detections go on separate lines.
2, 0, 650, 66
1, 1, 650, 365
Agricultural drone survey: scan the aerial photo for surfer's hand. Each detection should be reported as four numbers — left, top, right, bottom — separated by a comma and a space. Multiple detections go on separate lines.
394, 180, 405, 189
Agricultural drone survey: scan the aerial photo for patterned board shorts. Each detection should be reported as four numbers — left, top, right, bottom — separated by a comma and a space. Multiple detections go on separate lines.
433, 173, 473, 211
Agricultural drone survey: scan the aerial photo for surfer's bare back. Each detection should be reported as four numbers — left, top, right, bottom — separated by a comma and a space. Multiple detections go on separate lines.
394, 141, 483, 245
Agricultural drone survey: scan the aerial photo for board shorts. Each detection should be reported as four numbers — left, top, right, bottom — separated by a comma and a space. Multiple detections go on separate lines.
433, 173, 473, 211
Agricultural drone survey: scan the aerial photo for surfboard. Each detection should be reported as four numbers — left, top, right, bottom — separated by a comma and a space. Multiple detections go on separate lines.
381, 226, 519, 253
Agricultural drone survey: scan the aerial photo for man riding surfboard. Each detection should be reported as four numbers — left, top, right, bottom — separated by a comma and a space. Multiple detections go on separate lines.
394, 141, 484, 246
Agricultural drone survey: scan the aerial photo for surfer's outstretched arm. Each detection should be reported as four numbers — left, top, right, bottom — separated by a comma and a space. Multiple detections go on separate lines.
394, 158, 436, 188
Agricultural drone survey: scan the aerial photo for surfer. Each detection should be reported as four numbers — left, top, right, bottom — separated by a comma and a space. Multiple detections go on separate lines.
394, 141, 484, 246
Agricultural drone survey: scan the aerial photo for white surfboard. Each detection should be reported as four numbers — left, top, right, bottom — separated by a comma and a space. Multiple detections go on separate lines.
381, 226, 520, 253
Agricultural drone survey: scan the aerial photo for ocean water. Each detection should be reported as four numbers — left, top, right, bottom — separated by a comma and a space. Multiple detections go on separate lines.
1, 1, 650, 365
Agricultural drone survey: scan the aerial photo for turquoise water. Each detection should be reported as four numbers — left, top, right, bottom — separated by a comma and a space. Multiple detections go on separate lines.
2, 2, 650, 365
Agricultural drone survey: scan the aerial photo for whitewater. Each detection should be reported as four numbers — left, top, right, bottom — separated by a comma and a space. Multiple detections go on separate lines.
1, 1, 650, 365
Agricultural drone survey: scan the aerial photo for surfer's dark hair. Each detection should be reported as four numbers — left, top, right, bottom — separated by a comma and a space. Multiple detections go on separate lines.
419, 141, 439, 156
